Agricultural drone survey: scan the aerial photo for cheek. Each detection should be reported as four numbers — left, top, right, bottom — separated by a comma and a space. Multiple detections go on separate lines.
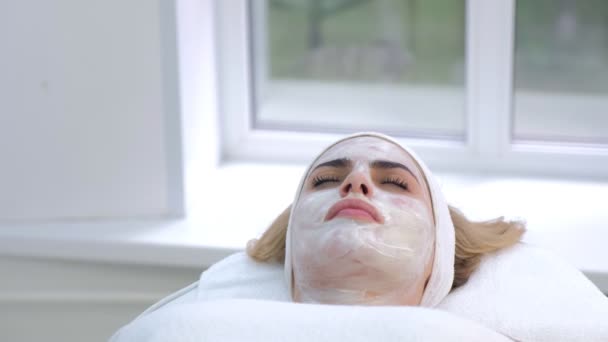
390, 196, 422, 211
391, 197, 412, 208
386, 195, 432, 222
292, 190, 339, 227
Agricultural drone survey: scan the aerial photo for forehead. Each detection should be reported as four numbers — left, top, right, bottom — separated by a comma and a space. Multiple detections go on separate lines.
313, 137, 417, 169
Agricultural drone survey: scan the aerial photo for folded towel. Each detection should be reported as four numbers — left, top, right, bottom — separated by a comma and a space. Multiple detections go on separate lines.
195, 243, 608, 341
112, 299, 512, 342
117, 243, 608, 341
196, 251, 289, 302
438, 244, 608, 341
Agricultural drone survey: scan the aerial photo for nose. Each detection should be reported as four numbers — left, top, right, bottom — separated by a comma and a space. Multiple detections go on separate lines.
340, 171, 374, 198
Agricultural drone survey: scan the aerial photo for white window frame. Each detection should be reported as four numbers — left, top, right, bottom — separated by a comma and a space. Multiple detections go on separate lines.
215, 0, 608, 178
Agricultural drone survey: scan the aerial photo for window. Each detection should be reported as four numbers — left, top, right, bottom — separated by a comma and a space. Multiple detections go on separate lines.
216, 0, 608, 177
252, 0, 466, 140
513, 0, 608, 145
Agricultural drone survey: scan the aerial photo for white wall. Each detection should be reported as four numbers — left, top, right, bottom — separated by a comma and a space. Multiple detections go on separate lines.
0, 1, 191, 341
0, 0, 183, 220
0, 256, 201, 342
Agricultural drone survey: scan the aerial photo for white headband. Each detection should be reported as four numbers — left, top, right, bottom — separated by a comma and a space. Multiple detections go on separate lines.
284, 132, 455, 307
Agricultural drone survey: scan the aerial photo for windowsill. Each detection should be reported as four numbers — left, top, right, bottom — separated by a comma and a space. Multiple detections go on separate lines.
1, 163, 607, 292
0, 218, 240, 269
0, 163, 306, 269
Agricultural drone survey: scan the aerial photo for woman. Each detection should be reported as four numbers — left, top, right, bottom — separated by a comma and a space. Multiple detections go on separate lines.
248, 132, 525, 307
112, 132, 608, 342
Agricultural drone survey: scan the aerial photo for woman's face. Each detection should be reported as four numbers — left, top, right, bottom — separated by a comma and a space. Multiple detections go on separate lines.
290, 136, 436, 305
303, 137, 433, 221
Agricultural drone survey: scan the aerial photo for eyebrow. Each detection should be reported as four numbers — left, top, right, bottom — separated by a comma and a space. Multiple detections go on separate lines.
311, 158, 420, 184
371, 160, 420, 184
312, 158, 351, 171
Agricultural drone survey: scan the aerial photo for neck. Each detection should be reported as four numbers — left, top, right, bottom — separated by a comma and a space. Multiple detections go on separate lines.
292, 279, 426, 306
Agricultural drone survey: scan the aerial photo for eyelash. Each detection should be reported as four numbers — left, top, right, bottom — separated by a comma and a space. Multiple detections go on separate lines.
311, 175, 409, 190
312, 175, 340, 187
382, 176, 408, 190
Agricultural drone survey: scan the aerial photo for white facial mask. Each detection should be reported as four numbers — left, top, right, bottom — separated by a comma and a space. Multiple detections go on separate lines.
285, 133, 456, 308
290, 152, 435, 305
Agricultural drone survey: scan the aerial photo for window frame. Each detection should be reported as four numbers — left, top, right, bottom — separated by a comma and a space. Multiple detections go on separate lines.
215, 0, 608, 178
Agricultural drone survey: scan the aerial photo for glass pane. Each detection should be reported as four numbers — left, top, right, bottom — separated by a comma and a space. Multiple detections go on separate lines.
251, 0, 466, 140
514, 0, 608, 145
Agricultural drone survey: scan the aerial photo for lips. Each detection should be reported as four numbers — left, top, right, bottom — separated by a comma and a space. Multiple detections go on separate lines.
325, 198, 384, 223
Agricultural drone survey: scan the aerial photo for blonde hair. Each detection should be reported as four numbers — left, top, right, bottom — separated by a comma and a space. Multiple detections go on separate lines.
247, 205, 525, 290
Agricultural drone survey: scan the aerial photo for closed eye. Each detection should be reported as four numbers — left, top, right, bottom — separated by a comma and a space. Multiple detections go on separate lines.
312, 175, 340, 187
381, 176, 408, 190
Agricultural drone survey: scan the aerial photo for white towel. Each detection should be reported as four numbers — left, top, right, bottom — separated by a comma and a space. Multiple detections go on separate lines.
196, 251, 290, 302
196, 244, 608, 341
438, 243, 608, 341
111, 299, 512, 342
114, 244, 608, 341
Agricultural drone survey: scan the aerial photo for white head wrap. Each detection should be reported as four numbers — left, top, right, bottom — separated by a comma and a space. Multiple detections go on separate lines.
284, 132, 455, 307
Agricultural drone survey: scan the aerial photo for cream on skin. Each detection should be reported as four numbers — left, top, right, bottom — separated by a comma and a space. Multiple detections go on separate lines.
290, 137, 436, 306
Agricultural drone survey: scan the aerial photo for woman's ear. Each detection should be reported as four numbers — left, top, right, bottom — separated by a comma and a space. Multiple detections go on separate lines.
246, 204, 291, 262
